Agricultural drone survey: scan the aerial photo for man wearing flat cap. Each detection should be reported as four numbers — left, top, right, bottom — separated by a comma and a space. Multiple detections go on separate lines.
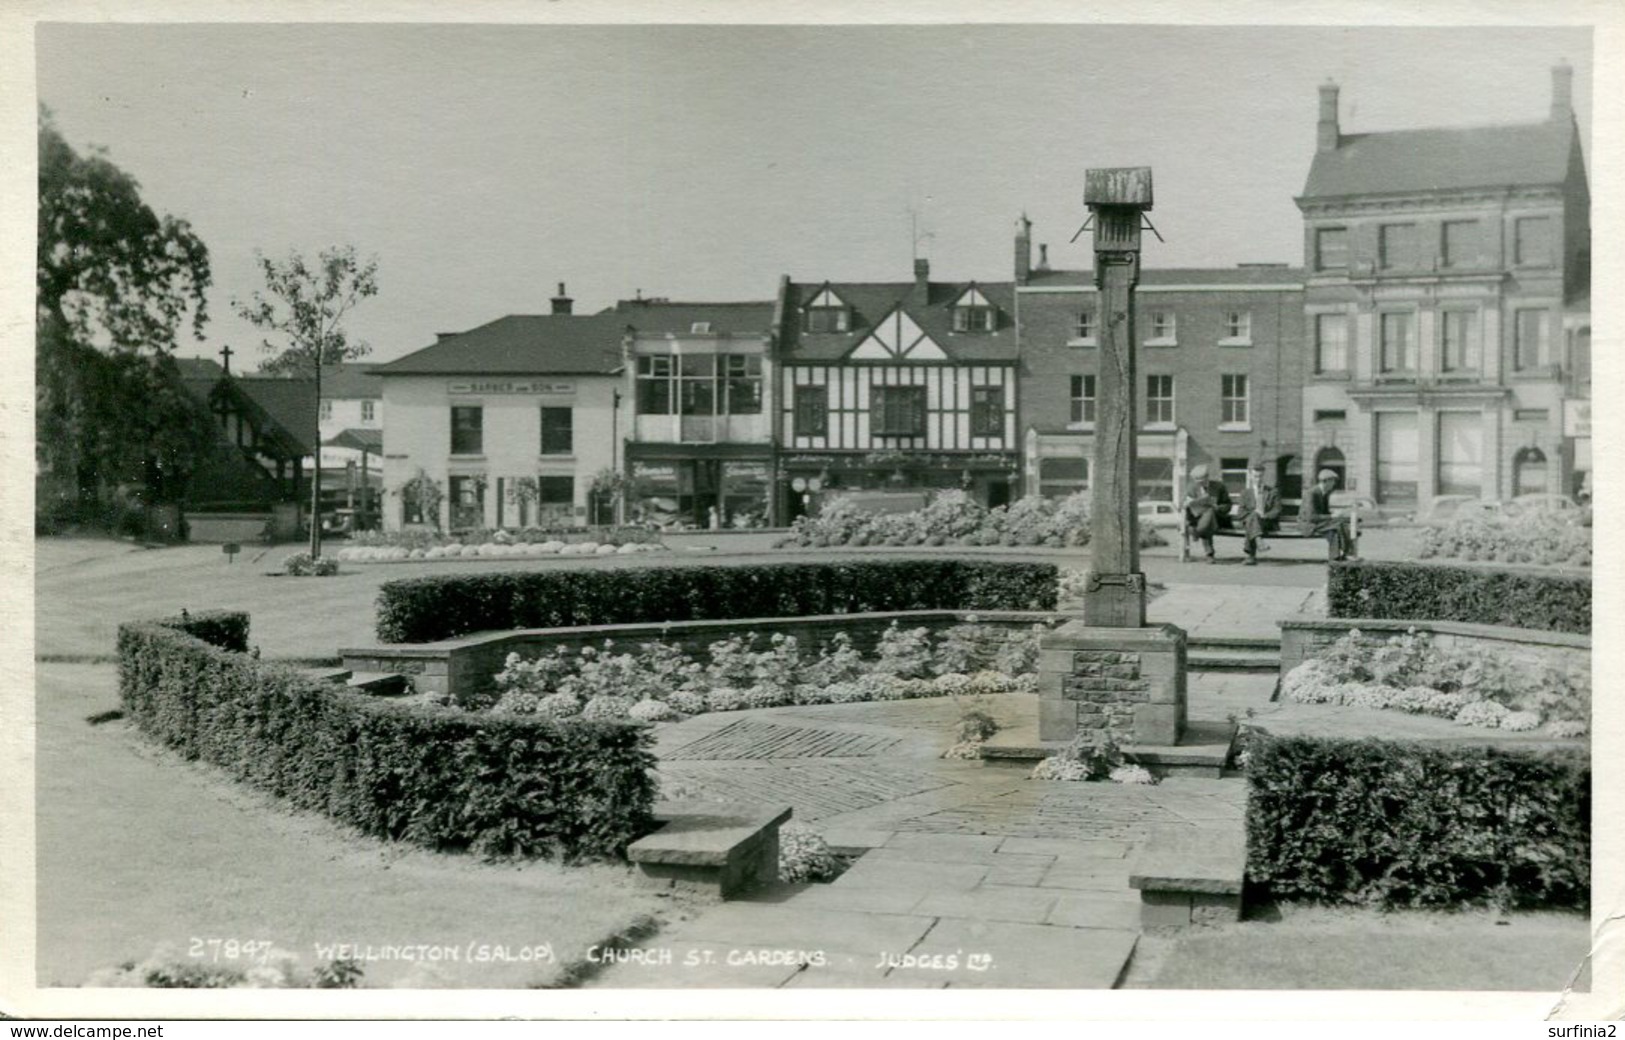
1238, 461, 1281, 566
1182, 463, 1232, 563
1299, 468, 1357, 561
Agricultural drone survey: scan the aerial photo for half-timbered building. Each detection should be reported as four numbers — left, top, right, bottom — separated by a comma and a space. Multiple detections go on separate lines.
775, 260, 1019, 519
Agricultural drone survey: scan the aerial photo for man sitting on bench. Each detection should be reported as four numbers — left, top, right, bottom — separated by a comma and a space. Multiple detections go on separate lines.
1238, 461, 1281, 566
1300, 468, 1358, 562
1183, 464, 1232, 564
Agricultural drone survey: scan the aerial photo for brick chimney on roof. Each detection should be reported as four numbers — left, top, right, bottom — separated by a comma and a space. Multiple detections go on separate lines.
914, 257, 930, 295
551, 282, 573, 316
1014, 214, 1033, 284
1317, 80, 1340, 153
1551, 61, 1574, 121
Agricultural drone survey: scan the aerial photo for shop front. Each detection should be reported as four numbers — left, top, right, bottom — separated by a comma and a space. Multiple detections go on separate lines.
627, 446, 774, 529
779, 451, 1020, 521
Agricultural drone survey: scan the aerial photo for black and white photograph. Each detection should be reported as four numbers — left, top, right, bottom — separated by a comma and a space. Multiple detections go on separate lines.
3, 0, 1620, 1024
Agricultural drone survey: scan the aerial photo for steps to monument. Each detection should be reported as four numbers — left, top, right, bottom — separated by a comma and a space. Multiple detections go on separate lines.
979, 719, 1238, 779
346, 671, 409, 697
1186, 635, 1280, 672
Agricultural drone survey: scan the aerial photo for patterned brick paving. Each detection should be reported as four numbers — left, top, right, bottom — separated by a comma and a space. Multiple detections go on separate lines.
656, 760, 958, 821
662, 719, 904, 760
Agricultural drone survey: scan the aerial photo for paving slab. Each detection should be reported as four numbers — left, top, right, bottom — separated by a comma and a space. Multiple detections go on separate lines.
1040, 862, 1135, 892
881, 832, 1005, 859
832, 857, 991, 892
779, 884, 928, 915
657, 904, 937, 956
913, 887, 1061, 925
907, 918, 1137, 989
997, 836, 1131, 859
864, 846, 1054, 870
1047, 894, 1145, 930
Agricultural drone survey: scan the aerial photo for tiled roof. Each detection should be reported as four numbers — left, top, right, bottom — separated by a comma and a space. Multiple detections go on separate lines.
781, 279, 1017, 362
1301, 119, 1577, 199
373, 314, 627, 376
614, 300, 776, 337
1021, 267, 1304, 288
319, 363, 383, 400
234, 377, 319, 457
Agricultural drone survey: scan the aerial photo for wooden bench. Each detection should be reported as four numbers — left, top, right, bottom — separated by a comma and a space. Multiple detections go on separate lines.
1179, 509, 1360, 562
1129, 823, 1246, 928
626, 801, 792, 899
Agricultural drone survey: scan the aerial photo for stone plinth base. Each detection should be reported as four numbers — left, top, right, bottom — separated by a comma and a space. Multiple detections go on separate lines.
1037, 621, 1187, 745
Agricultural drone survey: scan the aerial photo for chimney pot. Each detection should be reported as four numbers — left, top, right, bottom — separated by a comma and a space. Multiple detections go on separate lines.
1551, 61, 1574, 121
550, 281, 574, 316
1317, 80, 1341, 153
1014, 214, 1032, 284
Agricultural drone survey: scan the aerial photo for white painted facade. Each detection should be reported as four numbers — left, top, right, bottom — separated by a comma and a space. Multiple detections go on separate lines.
379, 373, 624, 531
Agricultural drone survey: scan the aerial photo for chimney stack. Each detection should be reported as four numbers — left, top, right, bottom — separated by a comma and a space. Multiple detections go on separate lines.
1317, 80, 1340, 153
1014, 214, 1033, 284
550, 282, 573, 316
914, 257, 930, 294
1551, 61, 1573, 121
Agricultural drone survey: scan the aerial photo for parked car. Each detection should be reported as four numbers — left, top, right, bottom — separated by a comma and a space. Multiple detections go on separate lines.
1137, 500, 1183, 528
1504, 493, 1580, 519
1416, 494, 1504, 528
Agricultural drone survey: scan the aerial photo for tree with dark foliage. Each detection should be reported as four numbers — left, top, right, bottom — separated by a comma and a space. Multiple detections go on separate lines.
36, 108, 215, 533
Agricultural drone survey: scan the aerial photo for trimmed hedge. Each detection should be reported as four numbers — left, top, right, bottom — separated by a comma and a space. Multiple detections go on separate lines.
1245, 734, 1589, 909
1327, 559, 1590, 635
375, 559, 1060, 643
155, 610, 250, 653
118, 615, 656, 860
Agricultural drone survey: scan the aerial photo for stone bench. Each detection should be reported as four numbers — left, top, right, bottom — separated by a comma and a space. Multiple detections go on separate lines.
1129, 824, 1245, 929
627, 801, 792, 900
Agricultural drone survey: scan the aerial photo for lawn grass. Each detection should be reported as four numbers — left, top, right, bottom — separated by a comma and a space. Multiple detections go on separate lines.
35, 663, 680, 989
1126, 902, 1590, 991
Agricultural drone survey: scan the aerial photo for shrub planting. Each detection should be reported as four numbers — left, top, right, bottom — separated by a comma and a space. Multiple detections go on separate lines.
486, 622, 1049, 721
375, 559, 1059, 643
154, 609, 250, 653
1282, 627, 1589, 733
282, 552, 339, 577
776, 488, 1168, 550
118, 615, 656, 861
1418, 513, 1590, 568
1327, 559, 1590, 635
1245, 734, 1589, 909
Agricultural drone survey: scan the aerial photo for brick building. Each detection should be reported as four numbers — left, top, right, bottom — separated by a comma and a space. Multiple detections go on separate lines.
1014, 217, 1307, 507
1294, 64, 1591, 508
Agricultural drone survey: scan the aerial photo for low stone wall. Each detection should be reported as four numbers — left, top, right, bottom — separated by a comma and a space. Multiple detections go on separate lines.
342, 609, 1069, 704
1279, 617, 1589, 681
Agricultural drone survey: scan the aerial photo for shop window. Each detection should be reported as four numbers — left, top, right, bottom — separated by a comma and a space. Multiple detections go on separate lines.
636, 356, 674, 414
1374, 412, 1419, 506
537, 475, 574, 525
1038, 456, 1088, 499
1436, 412, 1484, 498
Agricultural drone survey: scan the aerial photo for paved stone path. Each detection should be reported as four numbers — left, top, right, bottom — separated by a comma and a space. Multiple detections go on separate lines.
589, 676, 1269, 989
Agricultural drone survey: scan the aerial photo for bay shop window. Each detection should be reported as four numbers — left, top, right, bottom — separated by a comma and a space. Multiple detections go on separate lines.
636, 353, 763, 416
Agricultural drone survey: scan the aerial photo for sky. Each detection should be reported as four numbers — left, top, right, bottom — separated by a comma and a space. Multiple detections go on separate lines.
35, 21, 1594, 368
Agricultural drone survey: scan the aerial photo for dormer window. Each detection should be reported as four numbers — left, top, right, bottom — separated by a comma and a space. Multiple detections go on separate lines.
802, 286, 850, 333
690, 322, 712, 334
951, 286, 997, 332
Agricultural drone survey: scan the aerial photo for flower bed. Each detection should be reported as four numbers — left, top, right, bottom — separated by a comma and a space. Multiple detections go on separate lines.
336, 525, 664, 564
775, 489, 1167, 550
1281, 627, 1588, 736
1418, 512, 1590, 568
480, 620, 1048, 721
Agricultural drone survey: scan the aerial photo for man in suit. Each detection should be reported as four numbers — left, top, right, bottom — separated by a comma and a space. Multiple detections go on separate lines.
1183, 463, 1232, 563
1238, 461, 1281, 566
1300, 468, 1357, 561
